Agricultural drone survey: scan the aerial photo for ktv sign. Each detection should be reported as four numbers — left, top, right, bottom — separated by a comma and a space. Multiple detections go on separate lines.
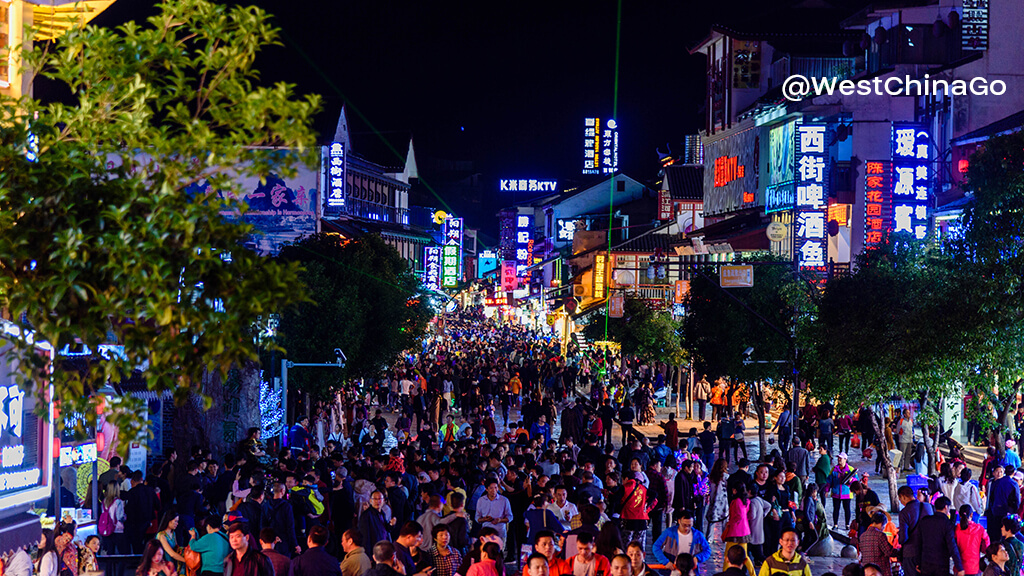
500, 179, 557, 193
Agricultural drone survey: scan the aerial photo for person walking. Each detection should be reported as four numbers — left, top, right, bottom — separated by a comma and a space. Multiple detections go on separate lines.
340, 529, 373, 576
695, 376, 711, 422
826, 453, 856, 530
911, 497, 963, 576
859, 512, 896, 576
896, 409, 915, 472
955, 505, 990, 576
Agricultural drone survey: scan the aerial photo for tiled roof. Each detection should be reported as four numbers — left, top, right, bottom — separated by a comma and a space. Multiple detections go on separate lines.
951, 109, 1024, 146
664, 165, 704, 201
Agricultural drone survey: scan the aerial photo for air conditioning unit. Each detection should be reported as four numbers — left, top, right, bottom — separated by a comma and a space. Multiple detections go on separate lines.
572, 284, 588, 297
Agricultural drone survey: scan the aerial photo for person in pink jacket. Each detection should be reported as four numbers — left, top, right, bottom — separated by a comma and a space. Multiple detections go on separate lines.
721, 485, 756, 575
955, 504, 990, 576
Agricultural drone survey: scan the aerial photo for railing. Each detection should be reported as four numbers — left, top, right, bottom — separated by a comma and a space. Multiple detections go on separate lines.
623, 284, 674, 303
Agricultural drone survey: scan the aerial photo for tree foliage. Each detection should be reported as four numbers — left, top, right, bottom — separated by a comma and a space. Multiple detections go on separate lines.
953, 130, 1024, 445
582, 297, 684, 365
0, 0, 320, 443
802, 235, 972, 413
682, 253, 803, 382
274, 234, 433, 400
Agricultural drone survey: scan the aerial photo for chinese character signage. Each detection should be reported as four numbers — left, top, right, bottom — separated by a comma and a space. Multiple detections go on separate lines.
441, 244, 460, 288
515, 215, 533, 275
658, 190, 673, 220
499, 210, 517, 261
795, 124, 828, 270
891, 123, 930, 240
962, 0, 988, 50
423, 246, 442, 290
720, 265, 754, 288
0, 334, 54, 511
325, 142, 346, 209
501, 261, 518, 292
593, 253, 608, 299
556, 218, 581, 242
583, 118, 619, 175
863, 160, 892, 249
500, 179, 557, 193
609, 293, 624, 318
444, 217, 464, 281
674, 280, 689, 304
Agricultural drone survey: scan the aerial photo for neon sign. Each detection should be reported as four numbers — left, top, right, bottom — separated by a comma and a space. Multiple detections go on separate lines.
500, 179, 557, 193
713, 156, 745, 187
423, 246, 441, 290
795, 124, 828, 270
891, 124, 930, 240
583, 118, 619, 175
325, 142, 346, 209
863, 161, 891, 248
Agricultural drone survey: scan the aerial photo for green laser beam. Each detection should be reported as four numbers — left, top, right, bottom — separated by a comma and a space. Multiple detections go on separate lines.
278, 29, 455, 217
605, 0, 624, 345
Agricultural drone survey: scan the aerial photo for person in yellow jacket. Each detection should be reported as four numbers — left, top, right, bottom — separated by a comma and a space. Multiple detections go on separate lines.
758, 529, 812, 576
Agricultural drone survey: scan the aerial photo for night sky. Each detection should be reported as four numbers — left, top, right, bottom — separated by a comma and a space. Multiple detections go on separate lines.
76, 0, 866, 233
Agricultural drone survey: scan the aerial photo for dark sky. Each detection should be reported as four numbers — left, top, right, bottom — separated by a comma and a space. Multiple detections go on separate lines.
82, 0, 863, 230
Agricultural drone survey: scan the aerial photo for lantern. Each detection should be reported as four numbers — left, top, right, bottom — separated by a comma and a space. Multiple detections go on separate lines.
859, 32, 872, 51
96, 431, 106, 453
873, 26, 888, 45
947, 11, 960, 30
933, 18, 948, 37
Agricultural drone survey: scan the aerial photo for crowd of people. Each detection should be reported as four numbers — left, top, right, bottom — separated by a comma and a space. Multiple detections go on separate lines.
9, 310, 1024, 576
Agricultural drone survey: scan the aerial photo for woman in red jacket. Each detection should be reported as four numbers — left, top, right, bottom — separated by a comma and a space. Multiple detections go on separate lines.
621, 472, 658, 550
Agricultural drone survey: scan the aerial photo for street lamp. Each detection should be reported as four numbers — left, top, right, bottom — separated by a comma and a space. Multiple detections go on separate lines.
279, 349, 346, 445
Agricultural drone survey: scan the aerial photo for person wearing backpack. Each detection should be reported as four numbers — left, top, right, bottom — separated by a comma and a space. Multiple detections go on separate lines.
99, 480, 128, 553
188, 515, 231, 576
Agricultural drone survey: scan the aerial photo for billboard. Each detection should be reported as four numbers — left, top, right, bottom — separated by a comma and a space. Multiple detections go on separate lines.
720, 265, 754, 288
891, 124, 930, 240
768, 121, 795, 186
795, 124, 828, 271
703, 127, 759, 215
583, 118, 619, 175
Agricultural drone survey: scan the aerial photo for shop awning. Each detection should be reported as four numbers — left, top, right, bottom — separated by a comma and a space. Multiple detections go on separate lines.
0, 512, 42, 556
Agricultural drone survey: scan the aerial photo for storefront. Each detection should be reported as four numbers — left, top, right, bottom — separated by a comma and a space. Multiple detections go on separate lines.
0, 330, 55, 561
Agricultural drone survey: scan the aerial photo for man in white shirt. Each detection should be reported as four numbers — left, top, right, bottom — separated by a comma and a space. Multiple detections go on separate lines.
547, 486, 579, 531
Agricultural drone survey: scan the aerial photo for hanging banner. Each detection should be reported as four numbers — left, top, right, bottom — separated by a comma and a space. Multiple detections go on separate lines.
609, 293, 625, 318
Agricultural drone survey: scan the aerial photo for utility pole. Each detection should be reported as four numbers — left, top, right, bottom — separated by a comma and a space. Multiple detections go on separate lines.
280, 349, 346, 446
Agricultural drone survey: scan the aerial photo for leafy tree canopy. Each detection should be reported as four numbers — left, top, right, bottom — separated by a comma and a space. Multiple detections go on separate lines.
0, 0, 320, 441
582, 297, 684, 365
275, 234, 433, 400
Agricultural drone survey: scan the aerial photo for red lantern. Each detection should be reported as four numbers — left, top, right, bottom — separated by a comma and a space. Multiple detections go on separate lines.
958, 159, 969, 173
96, 431, 106, 453
53, 437, 61, 456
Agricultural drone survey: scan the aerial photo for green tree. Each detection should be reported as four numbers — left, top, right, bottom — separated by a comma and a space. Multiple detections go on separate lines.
802, 234, 974, 508
582, 296, 685, 365
0, 0, 320, 443
682, 252, 808, 457
274, 234, 433, 401
953, 130, 1024, 455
